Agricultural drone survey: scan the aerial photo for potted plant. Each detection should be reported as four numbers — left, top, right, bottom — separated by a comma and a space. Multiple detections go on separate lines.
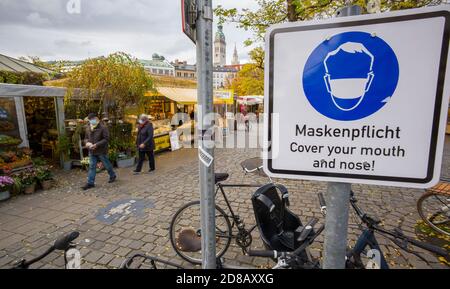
36, 165, 54, 190
19, 168, 38, 194
56, 135, 72, 170
115, 141, 136, 168
0, 176, 14, 201
108, 149, 119, 167
80, 157, 90, 170
11, 176, 23, 196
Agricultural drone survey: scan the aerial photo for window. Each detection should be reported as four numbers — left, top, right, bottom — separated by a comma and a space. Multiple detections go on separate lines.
0, 97, 20, 139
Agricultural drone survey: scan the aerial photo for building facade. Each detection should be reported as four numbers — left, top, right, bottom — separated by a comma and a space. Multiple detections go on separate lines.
171, 59, 196, 79
141, 54, 175, 77
213, 66, 238, 89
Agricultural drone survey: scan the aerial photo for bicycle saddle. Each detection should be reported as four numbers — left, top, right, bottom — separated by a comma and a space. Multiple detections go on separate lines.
54, 231, 80, 251
175, 229, 202, 252
215, 173, 229, 184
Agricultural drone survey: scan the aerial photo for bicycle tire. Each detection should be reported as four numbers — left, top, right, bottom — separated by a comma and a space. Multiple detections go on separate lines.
169, 200, 233, 264
417, 190, 450, 236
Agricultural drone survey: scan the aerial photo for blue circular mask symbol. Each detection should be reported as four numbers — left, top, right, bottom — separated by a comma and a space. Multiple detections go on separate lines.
302, 31, 399, 121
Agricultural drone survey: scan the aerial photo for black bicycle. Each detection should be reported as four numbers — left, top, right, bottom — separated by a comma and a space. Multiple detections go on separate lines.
341, 191, 449, 269
126, 184, 448, 269
169, 158, 270, 264
10, 231, 80, 269
249, 192, 449, 269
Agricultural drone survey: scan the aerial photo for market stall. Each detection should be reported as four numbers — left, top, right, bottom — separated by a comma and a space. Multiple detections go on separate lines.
237, 95, 264, 113
0, 83, 64, 199
0, 83, 66, 163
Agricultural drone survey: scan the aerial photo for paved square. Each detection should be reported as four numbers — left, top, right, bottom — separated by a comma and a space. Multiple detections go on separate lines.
0, 136, 448, 269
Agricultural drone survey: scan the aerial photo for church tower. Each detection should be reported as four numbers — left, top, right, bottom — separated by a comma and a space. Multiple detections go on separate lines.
231, 44, 240, 65
214, 25, 226, 67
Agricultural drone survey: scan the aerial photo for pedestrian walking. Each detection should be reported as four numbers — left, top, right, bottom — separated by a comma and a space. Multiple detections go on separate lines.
82, 113, 117, 190
134, 114, 156, 174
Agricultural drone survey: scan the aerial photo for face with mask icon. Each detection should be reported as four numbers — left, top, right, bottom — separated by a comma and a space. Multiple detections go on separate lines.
303, 31, 399, 121
323, 42, 375, 111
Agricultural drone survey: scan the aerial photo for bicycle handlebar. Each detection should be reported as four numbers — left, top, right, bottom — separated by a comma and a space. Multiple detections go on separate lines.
12, 231, 79, 269
248, 250, 278, 258
318, 193, 326, 214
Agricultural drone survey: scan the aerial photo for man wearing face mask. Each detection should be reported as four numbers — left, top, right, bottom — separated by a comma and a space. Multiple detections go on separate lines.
133, 114, 155, 174
82, 113, 117, 190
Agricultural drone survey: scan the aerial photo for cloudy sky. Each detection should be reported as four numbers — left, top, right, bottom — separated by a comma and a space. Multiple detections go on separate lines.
0, 0, 259, 64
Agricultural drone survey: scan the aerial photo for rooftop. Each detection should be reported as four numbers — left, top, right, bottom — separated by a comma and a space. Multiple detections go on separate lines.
215, 25, 225, 42
140, 54, 174, 69
0, 54, 54, 74
172, 60, 196, 71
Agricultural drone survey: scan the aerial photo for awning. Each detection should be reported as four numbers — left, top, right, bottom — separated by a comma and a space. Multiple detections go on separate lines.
0, 83, 66, 97
237, 95, 264, 105
149, 87, 234, 105
155, 87, 197, 104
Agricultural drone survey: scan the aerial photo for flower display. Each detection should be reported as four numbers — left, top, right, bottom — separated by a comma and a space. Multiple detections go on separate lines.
0, 176, 14, 190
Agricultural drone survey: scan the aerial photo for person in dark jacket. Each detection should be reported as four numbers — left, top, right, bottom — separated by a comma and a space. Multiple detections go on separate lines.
82, 113, 117, 190
134, 114, 156, 174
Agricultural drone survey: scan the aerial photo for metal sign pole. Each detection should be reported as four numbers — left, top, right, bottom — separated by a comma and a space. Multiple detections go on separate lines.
322, 4, 362, 270
196, 0, 216, 269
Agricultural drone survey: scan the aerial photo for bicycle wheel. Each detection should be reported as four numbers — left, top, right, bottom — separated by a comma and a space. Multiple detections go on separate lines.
417, 190, 450, 236
169, 201, 232, 264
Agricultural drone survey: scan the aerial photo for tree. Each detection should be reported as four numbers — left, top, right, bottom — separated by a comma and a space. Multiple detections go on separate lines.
229, 47, 265, 96
215, 0, 446, 45
65, 52, 153, 120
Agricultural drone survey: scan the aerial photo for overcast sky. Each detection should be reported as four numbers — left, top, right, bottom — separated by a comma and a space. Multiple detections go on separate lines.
0, 0, 259, 64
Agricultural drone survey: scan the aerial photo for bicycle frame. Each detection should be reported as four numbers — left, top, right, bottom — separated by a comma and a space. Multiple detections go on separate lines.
349, 228, 389, 269
215, 182, 264, 234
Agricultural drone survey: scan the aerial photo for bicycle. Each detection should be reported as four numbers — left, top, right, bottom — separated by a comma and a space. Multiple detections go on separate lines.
10, 231, 80, 269
247, 191, 448, 269
417, 177, 450, 236
125, 184, 448, 269
169, 157, 270, 264
122, 223, 322, 269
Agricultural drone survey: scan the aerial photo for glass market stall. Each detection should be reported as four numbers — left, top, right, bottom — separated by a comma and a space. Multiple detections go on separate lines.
0, 83, 66, 197
0, 83, 66, 164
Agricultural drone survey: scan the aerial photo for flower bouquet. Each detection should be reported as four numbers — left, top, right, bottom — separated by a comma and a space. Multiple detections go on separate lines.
0, 176, 14, 201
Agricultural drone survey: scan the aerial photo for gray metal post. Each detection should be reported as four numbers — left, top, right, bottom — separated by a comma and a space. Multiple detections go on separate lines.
196, 0, 216, 269
322, 4, 361, 270
323, 182, 352, 269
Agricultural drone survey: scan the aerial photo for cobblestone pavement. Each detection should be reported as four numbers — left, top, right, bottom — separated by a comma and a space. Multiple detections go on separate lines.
0, 136, 449, 269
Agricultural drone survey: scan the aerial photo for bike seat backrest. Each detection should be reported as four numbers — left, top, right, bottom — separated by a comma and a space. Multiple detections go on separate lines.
252, 184, 303, 251
54, 231, 80, 251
